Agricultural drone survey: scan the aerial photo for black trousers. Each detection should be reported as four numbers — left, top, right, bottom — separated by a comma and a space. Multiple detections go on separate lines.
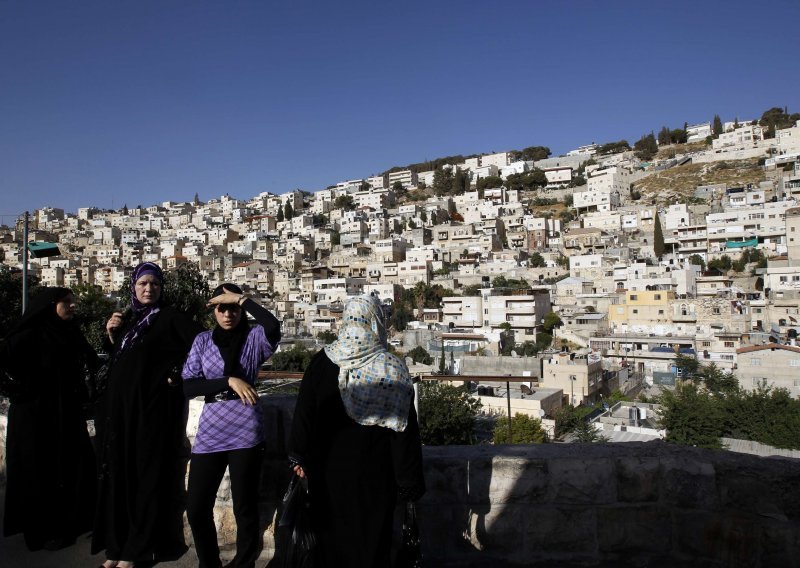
187, 444, 264, 568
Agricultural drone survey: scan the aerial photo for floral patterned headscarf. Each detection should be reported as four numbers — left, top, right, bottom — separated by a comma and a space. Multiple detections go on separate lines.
325, 295, 413, 432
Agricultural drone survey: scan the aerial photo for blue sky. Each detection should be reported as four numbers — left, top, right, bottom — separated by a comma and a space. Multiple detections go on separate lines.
1, 0, 798, 216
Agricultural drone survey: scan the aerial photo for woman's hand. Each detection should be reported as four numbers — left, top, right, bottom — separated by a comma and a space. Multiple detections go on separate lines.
293, 464, 306, 479
207, 286, 245, 308
106, 312, 124, 343
228, 376, 258, 406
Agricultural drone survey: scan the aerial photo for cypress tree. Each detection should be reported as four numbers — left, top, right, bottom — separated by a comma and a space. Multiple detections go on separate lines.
654, 212, 665, 258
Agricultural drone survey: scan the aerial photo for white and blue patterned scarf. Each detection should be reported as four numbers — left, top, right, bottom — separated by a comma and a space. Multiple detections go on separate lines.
325, 295, 413, 432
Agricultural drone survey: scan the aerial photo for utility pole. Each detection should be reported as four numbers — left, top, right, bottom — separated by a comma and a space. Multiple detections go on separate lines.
22, 211, 29, 313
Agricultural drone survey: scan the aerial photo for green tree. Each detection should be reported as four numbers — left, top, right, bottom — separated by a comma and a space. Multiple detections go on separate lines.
392, 180, 405, 196
634, 132, 658, 161
476, 175, 504, 191
418, 382, 482, 445
712, 114, 723, 137
511, 146, 551, 162
542, 311, 562, 333
657, 382, 725, 449
493, 413, 548, 444
462, 284, 482, 297
334, 195, 355, 211
451, 167, 469, 195
529, 252, 546, 268
597, 140, 631, 155
707, 255, 732, 272
432, 167, 454, 197
653, 212, 665, 258
317, 330, 337, 344
407, 346, 433, 365
572, 420, 609, 443
535, 332, 552, 351
388, 300, 412, 331
270, 344, 317, 372
330, 230, 341, 246
73, 283, 116, 351
658, 126, 672, 146
670, 128, 687, 144
759, 106, 800, 138
553, 404, 584, 437
688, 254, 706, 271
276, 205, 284, 222
284, 200, 294, 220
439, 340, 446, 373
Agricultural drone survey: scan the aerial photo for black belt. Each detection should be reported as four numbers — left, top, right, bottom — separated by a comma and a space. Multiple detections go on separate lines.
204, 390, 240, 403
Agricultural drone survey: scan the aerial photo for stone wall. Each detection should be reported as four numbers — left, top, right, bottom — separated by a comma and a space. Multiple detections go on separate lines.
3, 398, 800, 566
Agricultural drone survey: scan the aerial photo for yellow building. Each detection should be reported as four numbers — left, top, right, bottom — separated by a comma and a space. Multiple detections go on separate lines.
608, 290, 675, 333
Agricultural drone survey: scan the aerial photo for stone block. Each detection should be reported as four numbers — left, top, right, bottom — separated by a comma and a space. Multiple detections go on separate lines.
546, 457, 616, 505
715, 456, 800, 521
597, 505, 670, 554
671, 510, 759, 567
478, 504, 528, 563
423, 458, 469, 505
523, 505, 597, 556
416, 503, 492, 564
660, 457, 718, 510
759, 519, 800, 568
488, 456, 548, 504
615, 456, 661, 503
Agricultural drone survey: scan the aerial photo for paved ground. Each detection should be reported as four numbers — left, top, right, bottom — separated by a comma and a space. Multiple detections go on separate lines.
0, 487, 200, 568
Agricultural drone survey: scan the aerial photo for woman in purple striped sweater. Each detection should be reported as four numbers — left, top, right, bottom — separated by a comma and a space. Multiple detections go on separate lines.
181, 283, 281, 568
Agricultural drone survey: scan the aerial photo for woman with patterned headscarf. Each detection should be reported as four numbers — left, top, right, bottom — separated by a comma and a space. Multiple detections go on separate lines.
92, 262, 202, 568
1, 287, 97, 552
289, 294, 425, 567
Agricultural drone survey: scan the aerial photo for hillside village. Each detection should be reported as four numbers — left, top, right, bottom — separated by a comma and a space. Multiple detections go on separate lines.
4, 112, 800, 420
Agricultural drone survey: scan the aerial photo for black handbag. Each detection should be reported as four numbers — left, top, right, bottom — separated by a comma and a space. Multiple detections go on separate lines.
275, 474, 317, 568
396, 502, 422, 568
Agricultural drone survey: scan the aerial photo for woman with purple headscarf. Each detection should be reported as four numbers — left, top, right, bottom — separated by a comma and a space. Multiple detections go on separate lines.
92, 262, 202, 568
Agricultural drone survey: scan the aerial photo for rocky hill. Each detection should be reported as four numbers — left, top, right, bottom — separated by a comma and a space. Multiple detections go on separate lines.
633, 158, 765, 205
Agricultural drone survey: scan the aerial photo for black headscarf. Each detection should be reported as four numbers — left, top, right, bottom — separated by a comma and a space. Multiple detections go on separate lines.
210, 283, 250, 376
6, 287, 74, 340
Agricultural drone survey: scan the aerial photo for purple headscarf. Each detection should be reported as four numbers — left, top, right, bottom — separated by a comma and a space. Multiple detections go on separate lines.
118, 262, 164, 353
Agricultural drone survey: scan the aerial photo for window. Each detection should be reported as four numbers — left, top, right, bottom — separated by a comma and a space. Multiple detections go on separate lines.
658, 310, 664, 315
702, 341, 712, 347
632, 309, 638, 314
655, 294, 661, 300
721, 354, 735, 361
630, 294, 638, 300
724, 341, 735, 348
713, 307, 721, 315
790, 360, 800, 367
750, 358, 761, 366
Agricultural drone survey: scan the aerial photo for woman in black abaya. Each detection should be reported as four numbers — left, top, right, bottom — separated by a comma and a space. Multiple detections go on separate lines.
1, 287, 98, 551
92, 262, 202, 568
289, 295, 425, 568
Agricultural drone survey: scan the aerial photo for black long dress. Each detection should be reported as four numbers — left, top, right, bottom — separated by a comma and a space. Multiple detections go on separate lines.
91, 306, 201, 562
289, 350, 425, 568
1, 292, 98, 551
